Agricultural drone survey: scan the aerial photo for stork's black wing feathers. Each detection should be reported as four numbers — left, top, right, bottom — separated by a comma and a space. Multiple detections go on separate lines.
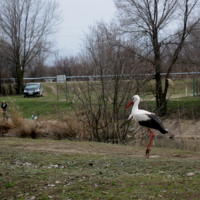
138, 114, 168, 134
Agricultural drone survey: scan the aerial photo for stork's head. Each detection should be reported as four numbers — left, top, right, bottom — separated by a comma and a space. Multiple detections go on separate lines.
125, 95, 140, 109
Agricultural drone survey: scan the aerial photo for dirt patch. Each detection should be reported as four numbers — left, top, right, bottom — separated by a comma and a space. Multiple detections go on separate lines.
45, 84, 57, 95
0, 138, 200, 161
0, 138, 142, 157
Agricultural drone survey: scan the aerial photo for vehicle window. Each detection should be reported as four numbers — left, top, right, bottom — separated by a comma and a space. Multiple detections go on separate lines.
25, 84, 39, 89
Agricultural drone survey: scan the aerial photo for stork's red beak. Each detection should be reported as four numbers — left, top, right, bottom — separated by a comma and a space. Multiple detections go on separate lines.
125, 101, 133, 109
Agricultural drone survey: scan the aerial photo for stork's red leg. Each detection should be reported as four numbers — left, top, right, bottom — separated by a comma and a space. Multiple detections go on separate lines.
146, 129, 154, 158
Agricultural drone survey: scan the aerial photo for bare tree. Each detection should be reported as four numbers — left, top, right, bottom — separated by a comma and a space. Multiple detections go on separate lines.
0, 39, 14, 95
25, 53, 48, 78
114, 0, 200, 114
53, 56, 78, 76
70, 22, 149, 143
72, 53, 95, 76
179, 23, 200, 73
0, 0, 61, 94
0, 48, 6, 95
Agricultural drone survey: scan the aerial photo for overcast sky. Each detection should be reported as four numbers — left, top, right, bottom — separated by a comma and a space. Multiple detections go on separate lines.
53, 0, 116, 57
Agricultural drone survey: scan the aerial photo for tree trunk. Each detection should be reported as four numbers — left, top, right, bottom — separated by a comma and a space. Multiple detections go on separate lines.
155, 75, 169, 115
156, 92, 167, 115
155, 73, 167, 115
16, 66, 24, 95
154, 30, 167, 115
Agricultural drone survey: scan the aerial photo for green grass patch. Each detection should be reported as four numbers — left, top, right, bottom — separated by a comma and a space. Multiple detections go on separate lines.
1, 93, 200, 119
5, 182, 16, 189
0, 80, 199, 119
0, 95, 73, 119
166, 96, 200, 119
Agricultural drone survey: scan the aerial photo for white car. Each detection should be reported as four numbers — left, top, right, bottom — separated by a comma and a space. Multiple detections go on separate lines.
23, 83, 43, 97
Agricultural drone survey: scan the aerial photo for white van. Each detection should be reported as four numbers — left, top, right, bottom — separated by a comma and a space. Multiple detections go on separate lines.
23, 83, 43, 97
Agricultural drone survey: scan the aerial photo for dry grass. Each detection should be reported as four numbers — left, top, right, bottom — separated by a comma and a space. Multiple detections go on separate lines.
9, 103, 24, 128
1, 101, 199, 144
0, 120, 13, 136
0, 112, 117, 141
15, 123, 38, 139
6, 118, 79, 140
0, 103, 79, 139
0, 104, 25, 136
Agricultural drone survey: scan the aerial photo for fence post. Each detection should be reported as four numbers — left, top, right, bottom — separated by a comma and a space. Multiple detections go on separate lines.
193, 78, 196, 96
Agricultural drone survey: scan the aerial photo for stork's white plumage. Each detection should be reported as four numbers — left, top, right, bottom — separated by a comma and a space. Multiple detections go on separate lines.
125, 95, 168, 158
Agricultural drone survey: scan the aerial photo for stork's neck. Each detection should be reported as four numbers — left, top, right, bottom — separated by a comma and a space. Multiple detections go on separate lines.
132, 99, 140, 112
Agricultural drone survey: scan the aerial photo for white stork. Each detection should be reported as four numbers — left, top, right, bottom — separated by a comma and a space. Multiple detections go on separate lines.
125, 95, 168, 158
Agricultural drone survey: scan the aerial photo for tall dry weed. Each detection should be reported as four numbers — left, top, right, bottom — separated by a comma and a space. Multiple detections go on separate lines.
9, 100, 24, 127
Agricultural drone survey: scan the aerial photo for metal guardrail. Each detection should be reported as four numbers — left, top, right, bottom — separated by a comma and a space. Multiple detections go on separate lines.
1, 72, 200, 82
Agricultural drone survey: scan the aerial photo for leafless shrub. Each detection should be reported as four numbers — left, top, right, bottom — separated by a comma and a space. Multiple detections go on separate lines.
47, 120, 77, 140
67, 22, 152, 143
